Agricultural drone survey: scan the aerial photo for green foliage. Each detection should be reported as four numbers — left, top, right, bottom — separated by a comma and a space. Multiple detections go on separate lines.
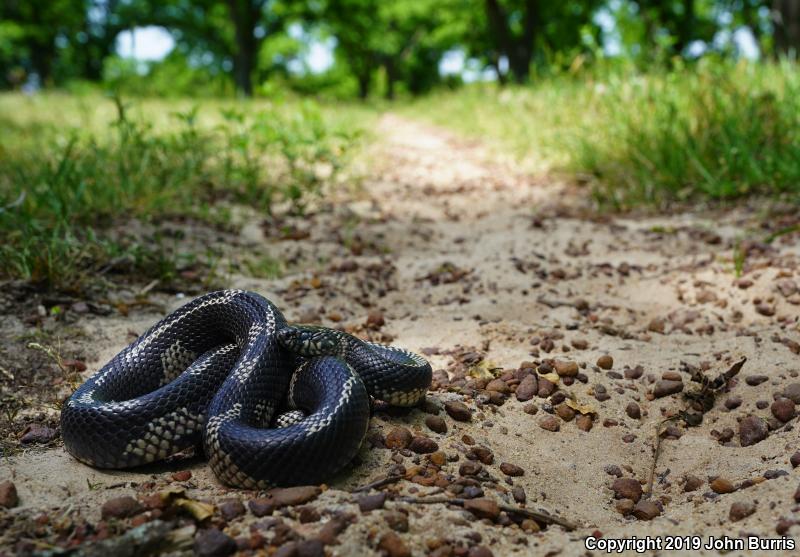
408, 60, 800, 208
0, 93, 364, 288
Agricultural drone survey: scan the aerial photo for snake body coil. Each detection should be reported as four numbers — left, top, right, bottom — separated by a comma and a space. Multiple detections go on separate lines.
60, 290, 432, 488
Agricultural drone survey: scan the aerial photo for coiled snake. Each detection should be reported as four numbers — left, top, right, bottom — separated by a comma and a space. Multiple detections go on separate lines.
60, 290, 432, 488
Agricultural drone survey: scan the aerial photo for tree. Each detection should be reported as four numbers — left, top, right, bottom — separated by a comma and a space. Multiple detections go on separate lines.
143, 0, 287, 96
772, 0, 800, 57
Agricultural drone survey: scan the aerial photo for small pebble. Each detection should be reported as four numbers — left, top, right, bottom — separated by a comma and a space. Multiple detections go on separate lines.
0, 481, 19, 508
739, 416, 768, 447
729, 501, 756, 522
499, 463, 524, 477
385, 427, 413, 449
625, 402, 641, 419
194, 528, 237, 557
653, 380, 683, 398
611, 478, 642, 502
596, 355, 613, 369
538, 416, 560, 432
444, 401, 472, 422
101, 496, 143, 520
710, 478, 736, 494
425, 416, 447, 434
378, 532, 411, 557
358, 492, 387, 512
632, 500, 661, 520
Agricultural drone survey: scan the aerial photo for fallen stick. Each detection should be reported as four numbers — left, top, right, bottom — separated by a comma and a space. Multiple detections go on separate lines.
396, 496, 576, 531
351, 475, 403, 493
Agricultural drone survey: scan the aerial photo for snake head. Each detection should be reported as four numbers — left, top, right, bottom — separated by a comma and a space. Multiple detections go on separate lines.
277, 326, 340, 356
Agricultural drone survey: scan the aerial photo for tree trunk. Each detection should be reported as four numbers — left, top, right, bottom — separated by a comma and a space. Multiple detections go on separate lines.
357, 71, 370, 99
227, 0, 261, 97
485, 0, 537, 83
384, 58, 397, 100
673, 0, 695, 56
772, 0, 800, 58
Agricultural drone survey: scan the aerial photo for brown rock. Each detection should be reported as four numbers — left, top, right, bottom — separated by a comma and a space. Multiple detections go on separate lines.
739, 416, 769, 446
429, 451, 446, 466
648, 317, 666, 333
20, 425, 58, 445
729, 501, 756, 522
101, 496, 143, 520
445, 401, 472, 422
268, 486, 321, 508
684, 475, 703, 492
755, 303, 775, 316
463, 498, 500, 521
512, 486, 526, 504
365, 311, 386, 329
771, 398, 796, 422
625, 402, 641, 420
576, 415, 593, 431
425, 416, 447, 434
384, 511, 409, 532
633, 500, 661, 520
219, 498, 246, 522
358, 492, 386, 512
468, 546, 494, 557
615, 498, 634, 515
499, 463, 524, 477
194, 528, 237, 557
539, 416, 560, 432
297, 506, 321, 523
710, 478, 736, 494
172, 470, 192, 482
409, 436, 438, 454
596, 355, 613, 370
653, 380, 683, 398
248, 498, 275, 517
0, 481, 18, 508
459, 461, 483, 476
485, 379, 509, 394
783, 383, 800, 404
555, 404, 575, 422
385, 427, 413, 449
467, 446, 494, 464
612, 478, 642, 502
554, 360, 578, 377
315, 515, 352, 545
378, 532, 410, 557
791, 451, 800, 468
515, 375, 538, 401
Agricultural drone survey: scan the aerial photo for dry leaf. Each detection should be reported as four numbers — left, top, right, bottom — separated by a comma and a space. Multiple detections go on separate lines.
175, 498, 215, 521
539, 372, 560, 384
565, 399, 596, 415
468, 360, 501, 380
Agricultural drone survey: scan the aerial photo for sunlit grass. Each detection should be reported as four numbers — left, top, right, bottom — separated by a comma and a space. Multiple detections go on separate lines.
408, 60, 800, 208
0, 92, 373, 289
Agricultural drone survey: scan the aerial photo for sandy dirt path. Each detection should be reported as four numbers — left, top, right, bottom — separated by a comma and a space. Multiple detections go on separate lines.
2, 115, 799, 556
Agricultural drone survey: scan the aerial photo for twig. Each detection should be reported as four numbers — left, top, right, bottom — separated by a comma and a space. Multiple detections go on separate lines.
646, 417, 678, 499
395, 496, 576, 531
351, 475, 403, 493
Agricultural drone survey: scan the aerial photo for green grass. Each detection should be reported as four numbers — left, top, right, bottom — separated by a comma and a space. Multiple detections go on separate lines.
0, 93, 371, 289
408, 60, 800, 209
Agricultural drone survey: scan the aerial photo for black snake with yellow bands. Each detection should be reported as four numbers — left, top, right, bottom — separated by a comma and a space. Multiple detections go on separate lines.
60, 290, 432, 488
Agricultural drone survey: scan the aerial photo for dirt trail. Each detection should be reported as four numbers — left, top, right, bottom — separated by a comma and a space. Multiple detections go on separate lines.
2, 115, 800, 555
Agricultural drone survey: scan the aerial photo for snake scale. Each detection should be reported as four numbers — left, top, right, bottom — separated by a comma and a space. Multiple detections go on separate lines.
60, 290, 432, 488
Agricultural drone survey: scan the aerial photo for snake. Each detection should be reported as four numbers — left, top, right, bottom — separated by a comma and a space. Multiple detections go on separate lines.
60, 290, 432, 488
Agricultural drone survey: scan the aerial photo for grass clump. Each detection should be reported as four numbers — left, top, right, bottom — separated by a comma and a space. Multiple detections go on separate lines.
0, 93, 364, 289
409, 60, 800, 208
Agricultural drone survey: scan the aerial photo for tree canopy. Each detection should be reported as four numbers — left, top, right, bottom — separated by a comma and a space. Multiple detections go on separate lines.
1, 0, 798, 96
